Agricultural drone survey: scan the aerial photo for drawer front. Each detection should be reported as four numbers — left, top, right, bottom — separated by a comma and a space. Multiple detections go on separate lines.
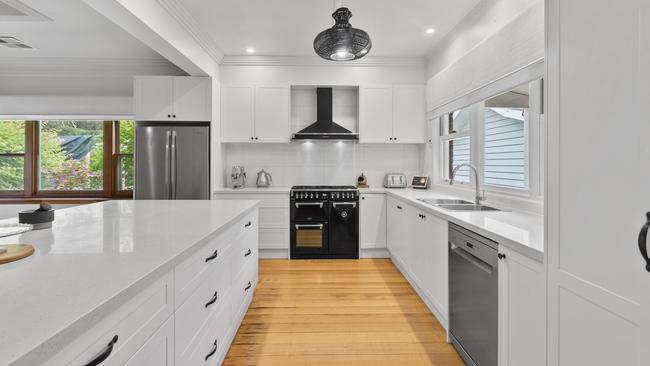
232, 260, 258, 321
232, 232, 258, 280
175, 230, 233, 308
180, 295, 232, 366
175, 246, 232, 362
60, 272, 173, 366
123, 316, 174, 366
259, 207, 289, 228
259, 228, 289, 249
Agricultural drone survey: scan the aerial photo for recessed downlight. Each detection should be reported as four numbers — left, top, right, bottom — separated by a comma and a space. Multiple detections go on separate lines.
426, 28, 435, 34
246, 47, 255, 53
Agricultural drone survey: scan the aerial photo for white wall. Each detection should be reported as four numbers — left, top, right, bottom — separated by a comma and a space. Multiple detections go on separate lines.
224, 142, 420, 188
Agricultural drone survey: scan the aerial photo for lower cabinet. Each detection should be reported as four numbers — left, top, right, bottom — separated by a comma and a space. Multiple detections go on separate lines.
123, 317, 174, 366
359, 193, 387, 249
498, 245, 545, 366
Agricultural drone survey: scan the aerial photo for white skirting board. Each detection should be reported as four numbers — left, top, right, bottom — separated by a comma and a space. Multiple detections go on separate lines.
259, 248, 390, 259
360, 248, 390, 258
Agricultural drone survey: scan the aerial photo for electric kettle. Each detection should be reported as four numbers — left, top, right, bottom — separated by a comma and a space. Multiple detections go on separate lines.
256, 169, 272, 188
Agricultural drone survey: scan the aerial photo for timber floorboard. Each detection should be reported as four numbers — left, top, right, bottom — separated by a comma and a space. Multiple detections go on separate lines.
223, 259, 464, 366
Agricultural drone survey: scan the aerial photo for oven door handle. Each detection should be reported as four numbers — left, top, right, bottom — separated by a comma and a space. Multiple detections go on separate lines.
295, 202, 324, 208
295, 224, 324, 229
332, 202, 357, 208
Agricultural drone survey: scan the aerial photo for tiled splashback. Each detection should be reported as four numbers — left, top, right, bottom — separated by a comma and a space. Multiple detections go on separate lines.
223, 142, 421, 188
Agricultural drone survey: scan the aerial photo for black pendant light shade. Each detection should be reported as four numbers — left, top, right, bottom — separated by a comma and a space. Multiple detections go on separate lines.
313, 7, 371, 61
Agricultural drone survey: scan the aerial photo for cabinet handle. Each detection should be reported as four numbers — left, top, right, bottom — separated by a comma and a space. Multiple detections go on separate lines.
204, 339, 218, 361
255, 137, 259, 140
205, 291, 218, 308
498, 253, 506, 260
245, 221, 252, 228
250, 137, 254, 140
638, 212, 650, 272
173, 114, 176, 118
167, 114, 171, 118
397, 205, 403, 210
205, 249, 218, 263
84, 335, 118, 366
244, 249, 252, 257
245, 281, 252, 291
361, 197, 365, 200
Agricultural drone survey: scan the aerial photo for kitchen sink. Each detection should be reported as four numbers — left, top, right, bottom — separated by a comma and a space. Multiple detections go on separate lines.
418, 198, 473, 205
436, 204, 501, 212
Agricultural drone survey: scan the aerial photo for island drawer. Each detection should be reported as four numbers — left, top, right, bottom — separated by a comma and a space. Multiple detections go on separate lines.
231, 230, 258, 280
175, 245, 232, 362
48, 272, 173, 366
232, 260, 259, 321
175, 229, 233, 308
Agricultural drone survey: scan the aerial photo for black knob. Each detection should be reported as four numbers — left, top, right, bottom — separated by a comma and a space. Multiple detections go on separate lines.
362, 197, 365, 200
498, 253, 506, 260
173, 114, 176, 118
394, 137, 397, 141
255, 137, 258, 140
251, 137, 254, 140
167, 114, 171, 118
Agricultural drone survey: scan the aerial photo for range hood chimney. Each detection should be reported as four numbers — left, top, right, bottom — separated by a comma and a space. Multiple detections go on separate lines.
292, 88, 358, 140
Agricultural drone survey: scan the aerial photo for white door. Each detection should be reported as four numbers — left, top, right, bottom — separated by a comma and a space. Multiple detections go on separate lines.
254, 84, 290, 142
546, 1, 650, 365
359, 85, 394, 143
134, 76, 174, 121
123, 317, 173, 366
420, 212, 448, 325
221, 84, 255, 142
359, 194, 387, 249
173, 77, 211, 121
393, 85, 426, 143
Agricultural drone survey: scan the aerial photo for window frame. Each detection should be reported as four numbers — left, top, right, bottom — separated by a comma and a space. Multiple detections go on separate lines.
0, 120, 133, 200
439, 109, 473, 186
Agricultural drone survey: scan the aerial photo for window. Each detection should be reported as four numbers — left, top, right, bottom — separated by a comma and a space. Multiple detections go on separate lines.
483, 108, 527, 189
441, 108, 472, 183
0, 120, 134, 199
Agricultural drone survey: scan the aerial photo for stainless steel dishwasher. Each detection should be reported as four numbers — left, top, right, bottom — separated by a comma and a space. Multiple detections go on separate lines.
449, 223, 498, 366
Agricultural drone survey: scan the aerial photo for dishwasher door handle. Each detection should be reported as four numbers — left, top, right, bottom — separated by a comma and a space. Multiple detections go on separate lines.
451, 244, 495, 274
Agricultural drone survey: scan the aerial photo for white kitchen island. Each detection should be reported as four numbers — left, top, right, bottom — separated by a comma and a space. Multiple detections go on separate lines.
0, 200, 259, 366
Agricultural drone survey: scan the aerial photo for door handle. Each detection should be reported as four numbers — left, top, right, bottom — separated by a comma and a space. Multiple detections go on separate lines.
205, 291, 218, 308
295, 224, 324, 229
295, 202, 324, 208
638, 212, 650, 272
244, 249, 252, 257
171, 131, 177, 199
332, 202, 357, 208
204, 249, 218, 263
244, 281, 252, 291
204, 339, 218, 361
165, 131, 171, 199
84, 335, 118, 366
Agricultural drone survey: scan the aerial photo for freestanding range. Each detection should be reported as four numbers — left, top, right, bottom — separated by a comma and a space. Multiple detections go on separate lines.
290, 186, 359, 259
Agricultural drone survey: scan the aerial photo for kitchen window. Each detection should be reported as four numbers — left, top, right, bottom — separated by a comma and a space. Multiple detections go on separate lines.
441, 107, 472, 183
0, 120, 134, 199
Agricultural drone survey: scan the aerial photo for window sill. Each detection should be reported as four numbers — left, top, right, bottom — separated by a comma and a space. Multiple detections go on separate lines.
0, 198, 121, 205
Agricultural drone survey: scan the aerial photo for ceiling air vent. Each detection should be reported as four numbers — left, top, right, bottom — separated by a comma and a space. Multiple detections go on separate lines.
0, 36, 32, 49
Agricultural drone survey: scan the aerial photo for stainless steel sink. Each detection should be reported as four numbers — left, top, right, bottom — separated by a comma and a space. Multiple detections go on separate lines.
418, 198, 473, 205
436, 204, 501, 212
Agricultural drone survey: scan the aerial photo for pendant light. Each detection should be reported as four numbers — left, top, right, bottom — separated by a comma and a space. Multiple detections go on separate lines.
313, 1, 372, 61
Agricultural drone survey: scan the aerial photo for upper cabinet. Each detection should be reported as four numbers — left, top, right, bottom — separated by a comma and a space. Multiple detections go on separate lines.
359, 84, 426, 143
221, 83, 290, 143
134, 76, 211, 122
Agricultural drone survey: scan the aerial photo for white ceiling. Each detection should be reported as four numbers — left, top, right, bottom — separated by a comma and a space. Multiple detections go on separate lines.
0, 0, 166, 60
176, 0, 481, 58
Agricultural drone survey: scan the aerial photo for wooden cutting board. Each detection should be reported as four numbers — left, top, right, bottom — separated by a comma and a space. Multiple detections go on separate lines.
0, 244, 35, 265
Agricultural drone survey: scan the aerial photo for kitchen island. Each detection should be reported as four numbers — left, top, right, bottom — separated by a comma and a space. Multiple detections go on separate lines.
0, 200, 259, 366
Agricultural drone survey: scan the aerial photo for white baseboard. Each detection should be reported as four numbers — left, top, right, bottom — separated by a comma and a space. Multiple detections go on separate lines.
259, 249, 289, 259
360, 248, 390, 258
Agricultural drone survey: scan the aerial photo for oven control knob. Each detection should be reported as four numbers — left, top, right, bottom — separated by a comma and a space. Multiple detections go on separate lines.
310, 193, 314, 199
341, 211, 348, 218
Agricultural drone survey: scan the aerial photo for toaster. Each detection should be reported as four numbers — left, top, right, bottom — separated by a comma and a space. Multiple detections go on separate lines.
383, 173, 407, 188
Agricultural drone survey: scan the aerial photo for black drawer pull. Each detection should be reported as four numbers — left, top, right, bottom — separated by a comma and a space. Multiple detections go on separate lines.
466, 242, 474, 249
498, 253, 506, 260
204, 339, 218, 361
638, 212, 650, 272
397, 205, 403, 210
244, 221, 252, 227
84, 335, 118, 366
205, 249, 218, 263
245, 281, 252, 291
205, 291, 218, 308
244, 249, 252, 257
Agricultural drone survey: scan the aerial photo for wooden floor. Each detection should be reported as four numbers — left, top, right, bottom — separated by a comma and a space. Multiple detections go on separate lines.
223, 259, 464, 366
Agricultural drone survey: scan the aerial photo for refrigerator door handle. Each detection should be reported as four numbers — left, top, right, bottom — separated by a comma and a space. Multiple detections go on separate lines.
165, 131, 171, 199
171, 131, 177, 200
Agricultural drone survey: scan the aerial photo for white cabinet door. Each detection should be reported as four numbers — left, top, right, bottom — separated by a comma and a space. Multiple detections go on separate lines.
360, 194, 387, 249
359, 85, 394, 143
393, 85, 426, 143
254, 84, 290, 142
173, 77, 211, 121
124, 316, 174, 366
221, 84, 255, 142
134, 76, 174, 121
546, 1, 650, 365
387, 196, 406, 262
498, 246, 545, 366
418, 211, 448, 320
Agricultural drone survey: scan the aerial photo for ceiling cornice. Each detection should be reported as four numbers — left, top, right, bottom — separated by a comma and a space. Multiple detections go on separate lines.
156, 0, 225, 64
220, 55, 428, 68
0, 57, 184, 77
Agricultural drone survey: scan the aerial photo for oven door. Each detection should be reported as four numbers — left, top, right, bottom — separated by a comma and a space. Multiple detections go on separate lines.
291, 222, 329, 259
291, 201, 328, 222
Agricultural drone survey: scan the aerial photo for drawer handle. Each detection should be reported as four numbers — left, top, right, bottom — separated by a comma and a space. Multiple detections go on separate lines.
245, 281, 252, 291
84, 335, 118, 366
498, 253, 506, 260
204, 339, 218, 361
397, 205, 403, 210
244, 249, 252, 257
205, 249, 218, 263
205, 291, 218, 308
244, 221, 252, 228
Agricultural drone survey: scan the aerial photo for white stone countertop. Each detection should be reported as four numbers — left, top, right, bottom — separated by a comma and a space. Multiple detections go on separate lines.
0, 200, 259, 366
213, 187, 291, 194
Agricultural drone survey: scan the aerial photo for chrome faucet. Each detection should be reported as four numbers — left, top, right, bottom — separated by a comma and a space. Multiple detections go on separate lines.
450, 163, 486, 205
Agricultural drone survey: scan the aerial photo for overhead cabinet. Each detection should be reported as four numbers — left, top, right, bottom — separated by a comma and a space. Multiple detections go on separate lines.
134, 76, 212, 121
359, 84, 426, 143
221, 84, 290, 143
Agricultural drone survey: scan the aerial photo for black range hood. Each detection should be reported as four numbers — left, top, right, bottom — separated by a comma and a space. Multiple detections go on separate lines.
292, 88, 358, 141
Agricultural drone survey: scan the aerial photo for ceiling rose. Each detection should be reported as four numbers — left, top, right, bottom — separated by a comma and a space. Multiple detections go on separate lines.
313, 7, 372, 61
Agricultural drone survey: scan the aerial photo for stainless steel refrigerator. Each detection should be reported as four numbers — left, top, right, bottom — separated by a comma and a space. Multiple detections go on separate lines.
134, 122, 209, 200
